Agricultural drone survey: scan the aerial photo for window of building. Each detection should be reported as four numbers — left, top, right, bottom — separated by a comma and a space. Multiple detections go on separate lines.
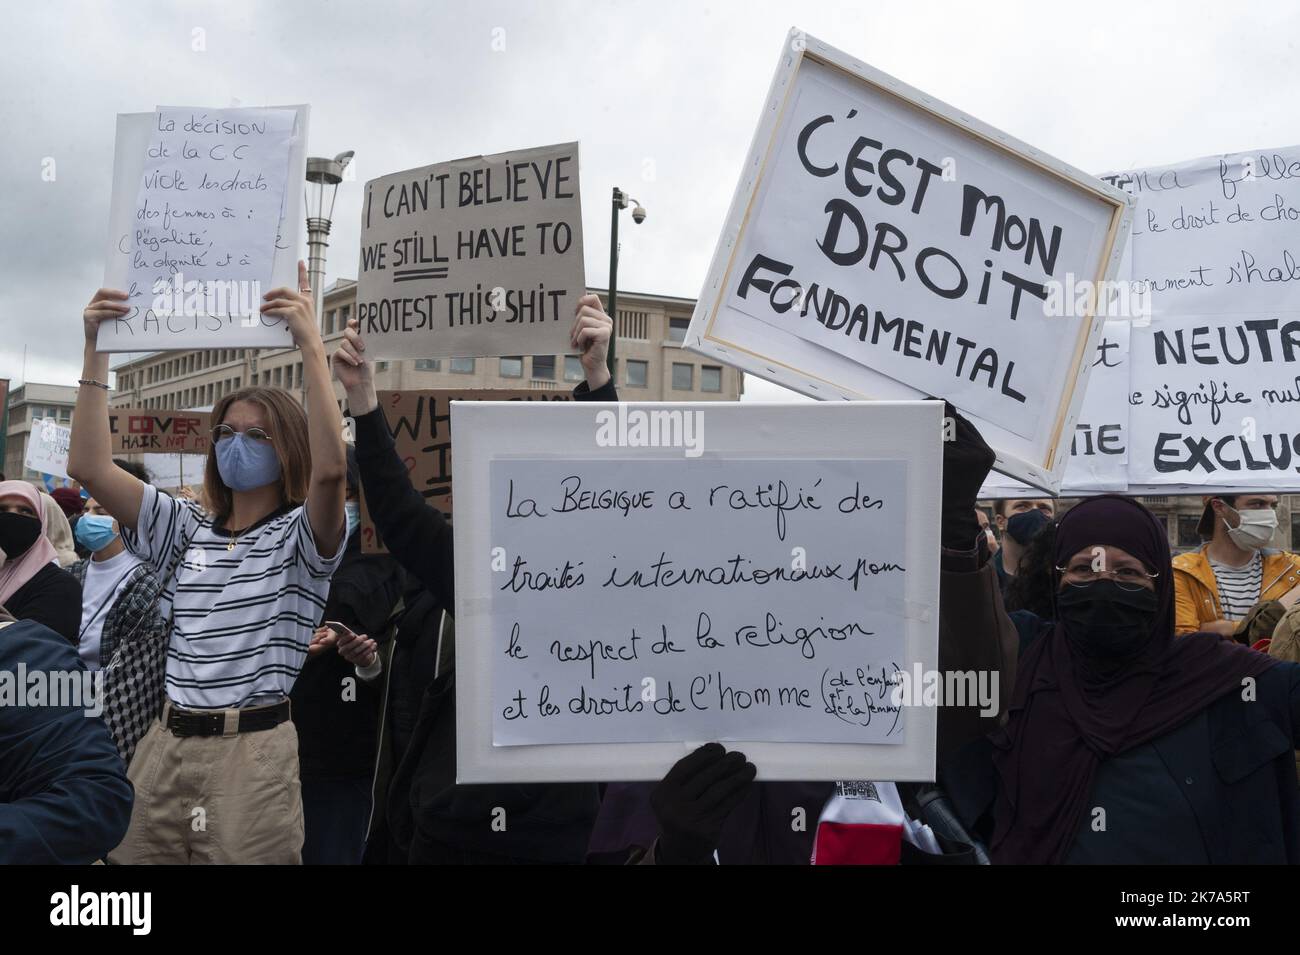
626, 359, 648, 388
340, 305, 351, 329
325, 310, 336, 335
1177, 514, 1201, 549
563, 356, 584, 382
533, 356, 555, 380
500, 357, 523, 378
701, 365, 722, 393
296, 362, 303, 388
451, 358, 476, 374
376, 361, 390, 372
672, 362, 694, 391
669, 317, 690, 343
415, 359, 442, 371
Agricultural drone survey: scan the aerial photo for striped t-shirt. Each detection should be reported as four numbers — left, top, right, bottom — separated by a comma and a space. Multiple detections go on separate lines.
1209, 552, 1263, 621
123, 483, 343, 708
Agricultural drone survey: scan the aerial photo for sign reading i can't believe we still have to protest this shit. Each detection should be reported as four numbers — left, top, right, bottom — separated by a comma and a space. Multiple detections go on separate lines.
685, 29, 1135, 494
355, 142, 585, 361
451, 400, 943, 784
98, 105, 309, 352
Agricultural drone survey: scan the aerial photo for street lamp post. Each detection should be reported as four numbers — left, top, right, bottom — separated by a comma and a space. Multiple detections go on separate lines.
607, 187, 646, 379
304, 150, 354, 322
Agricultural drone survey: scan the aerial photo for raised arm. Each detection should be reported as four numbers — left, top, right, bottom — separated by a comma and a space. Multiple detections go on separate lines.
262, 261, 347, 558
67, 289, 145, 529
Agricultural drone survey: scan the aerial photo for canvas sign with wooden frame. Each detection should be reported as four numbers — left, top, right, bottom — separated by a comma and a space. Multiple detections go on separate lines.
685, 29, 1135, 492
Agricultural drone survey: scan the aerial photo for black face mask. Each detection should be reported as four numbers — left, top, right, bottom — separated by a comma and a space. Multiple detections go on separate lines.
0, 511, 42, 561
1006, 509, 1050, 546
1056, 580, 1159, 659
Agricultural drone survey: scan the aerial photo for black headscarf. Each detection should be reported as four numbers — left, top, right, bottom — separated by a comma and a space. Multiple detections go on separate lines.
990, 495, 1276, 864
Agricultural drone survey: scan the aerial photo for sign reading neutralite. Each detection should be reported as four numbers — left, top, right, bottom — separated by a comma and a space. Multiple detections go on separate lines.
356, 142, 585, 360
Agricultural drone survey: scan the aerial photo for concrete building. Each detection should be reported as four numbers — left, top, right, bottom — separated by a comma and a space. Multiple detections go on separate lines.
109, 282, 744, 411
3, 382, 79, 481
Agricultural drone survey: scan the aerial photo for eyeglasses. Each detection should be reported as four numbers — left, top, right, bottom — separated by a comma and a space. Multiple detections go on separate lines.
1055, 564, 1159, 591
211, 425, 272, 443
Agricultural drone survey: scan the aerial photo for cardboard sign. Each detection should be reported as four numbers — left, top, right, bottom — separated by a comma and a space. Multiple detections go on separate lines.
452, 400, 943, 783
25, 418, 71, 480
355, 142, 585, 360
108, 408, 212, 454
357, 388, 574, 553
98, 105, 309, 352
686, 30, 1133, 493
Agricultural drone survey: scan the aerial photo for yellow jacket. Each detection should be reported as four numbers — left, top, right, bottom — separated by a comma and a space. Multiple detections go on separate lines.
1172, 546, 1300, 635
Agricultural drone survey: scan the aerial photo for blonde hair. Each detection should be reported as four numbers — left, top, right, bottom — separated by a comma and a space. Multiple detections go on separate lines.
203, 387, 311, 525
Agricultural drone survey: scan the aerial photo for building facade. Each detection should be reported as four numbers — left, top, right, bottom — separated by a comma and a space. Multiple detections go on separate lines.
109, 282, 744, 411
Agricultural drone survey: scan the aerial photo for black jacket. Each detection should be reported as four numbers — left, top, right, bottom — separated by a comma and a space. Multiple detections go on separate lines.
353, 379, 616, 862
0, 618, 133, 863
942, 645, 1300, 864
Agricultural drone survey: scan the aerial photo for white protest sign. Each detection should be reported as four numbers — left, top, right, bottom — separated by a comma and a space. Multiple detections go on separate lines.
25, 418, 71, 480
141, 453, 206, 492
356, 142, 585, 360
686, 30, 1133, 493
453, 400, 942, 783
1113, 145, 1300, 491
99, 105, 309, 352
980, 320, 1131, 498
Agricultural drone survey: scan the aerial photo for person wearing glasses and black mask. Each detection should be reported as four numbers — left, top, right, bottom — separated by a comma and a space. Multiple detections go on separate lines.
941, 494, 1300, 864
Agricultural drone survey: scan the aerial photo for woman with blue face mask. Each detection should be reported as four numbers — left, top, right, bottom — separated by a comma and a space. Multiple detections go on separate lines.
69, 261, 348, 865
67, 458, 169, 764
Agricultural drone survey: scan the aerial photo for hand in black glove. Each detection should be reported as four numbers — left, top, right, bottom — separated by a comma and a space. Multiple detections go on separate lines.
650, 743, 756, 864
939, 401, 996, 552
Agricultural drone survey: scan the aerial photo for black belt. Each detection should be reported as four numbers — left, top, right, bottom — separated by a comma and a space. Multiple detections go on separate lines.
165, 699, 291, 737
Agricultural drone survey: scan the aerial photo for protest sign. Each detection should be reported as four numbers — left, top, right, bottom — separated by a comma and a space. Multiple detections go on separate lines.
1111, 145, 1300, 493
25, 418, 71, 480
99, 105, 309, 352
452, 400, 943, 783
980, 320, 1131, 498
107, 407, 211, 454
686, 30, 1134, 493
357, 388, 574, 553
141, 453, 205, 492
355, 142, 585, 360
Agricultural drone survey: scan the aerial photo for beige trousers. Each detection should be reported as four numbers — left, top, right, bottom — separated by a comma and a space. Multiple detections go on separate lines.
109, 703, 304, 864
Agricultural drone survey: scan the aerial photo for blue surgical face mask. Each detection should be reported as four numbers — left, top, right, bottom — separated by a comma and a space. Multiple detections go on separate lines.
215, 432, 283, 492
75, 513, 118, 553
345, 501, 360, 537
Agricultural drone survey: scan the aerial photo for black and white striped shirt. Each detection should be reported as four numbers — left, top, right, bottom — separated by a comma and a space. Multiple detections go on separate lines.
1209, 552, 1263, 622
123, 483, 343, 708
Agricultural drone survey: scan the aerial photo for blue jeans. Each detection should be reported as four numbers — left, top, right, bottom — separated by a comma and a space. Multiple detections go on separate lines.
301, 775, 372, 865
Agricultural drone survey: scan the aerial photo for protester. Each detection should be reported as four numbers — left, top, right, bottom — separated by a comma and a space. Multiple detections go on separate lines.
69, 459, 169, 763
0, 479, 82, 642
0, 611, 134, 864
41, 490, 79, 566
69, 263, 348, 864
56, 486, 93, 560
290, 447, 407, 865
991, 498, 1054, 591
334, 295, 617, 864
976, 507, 999, 558
1173, 493, 1300, 637
588, 407, 1016, 864
947, 494, 1299, 864
1003, 521, 1058, 641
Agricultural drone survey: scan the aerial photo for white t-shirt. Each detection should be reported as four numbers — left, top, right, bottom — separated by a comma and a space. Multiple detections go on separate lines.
122, 483, 344, 708
77, 547, 143, 671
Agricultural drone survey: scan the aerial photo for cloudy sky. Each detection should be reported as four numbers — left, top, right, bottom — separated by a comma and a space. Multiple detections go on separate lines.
1, 0, 1296, 399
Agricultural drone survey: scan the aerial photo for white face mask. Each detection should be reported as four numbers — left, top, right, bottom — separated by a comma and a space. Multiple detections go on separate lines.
1224, 507, 1278, 551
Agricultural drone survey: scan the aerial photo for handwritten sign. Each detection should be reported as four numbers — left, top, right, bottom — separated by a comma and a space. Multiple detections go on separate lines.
452, 400, 942, 783
1116, 145, 1300, 491
357, 388, 573, 553
107, 408, 211, 454
356, 142, 585, 360
686, 30, 1132, 492
25, 418, 71, 480
99, 105, 309, 352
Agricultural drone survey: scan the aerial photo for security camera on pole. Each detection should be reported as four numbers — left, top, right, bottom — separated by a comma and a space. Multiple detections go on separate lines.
607, 187, 646, 378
